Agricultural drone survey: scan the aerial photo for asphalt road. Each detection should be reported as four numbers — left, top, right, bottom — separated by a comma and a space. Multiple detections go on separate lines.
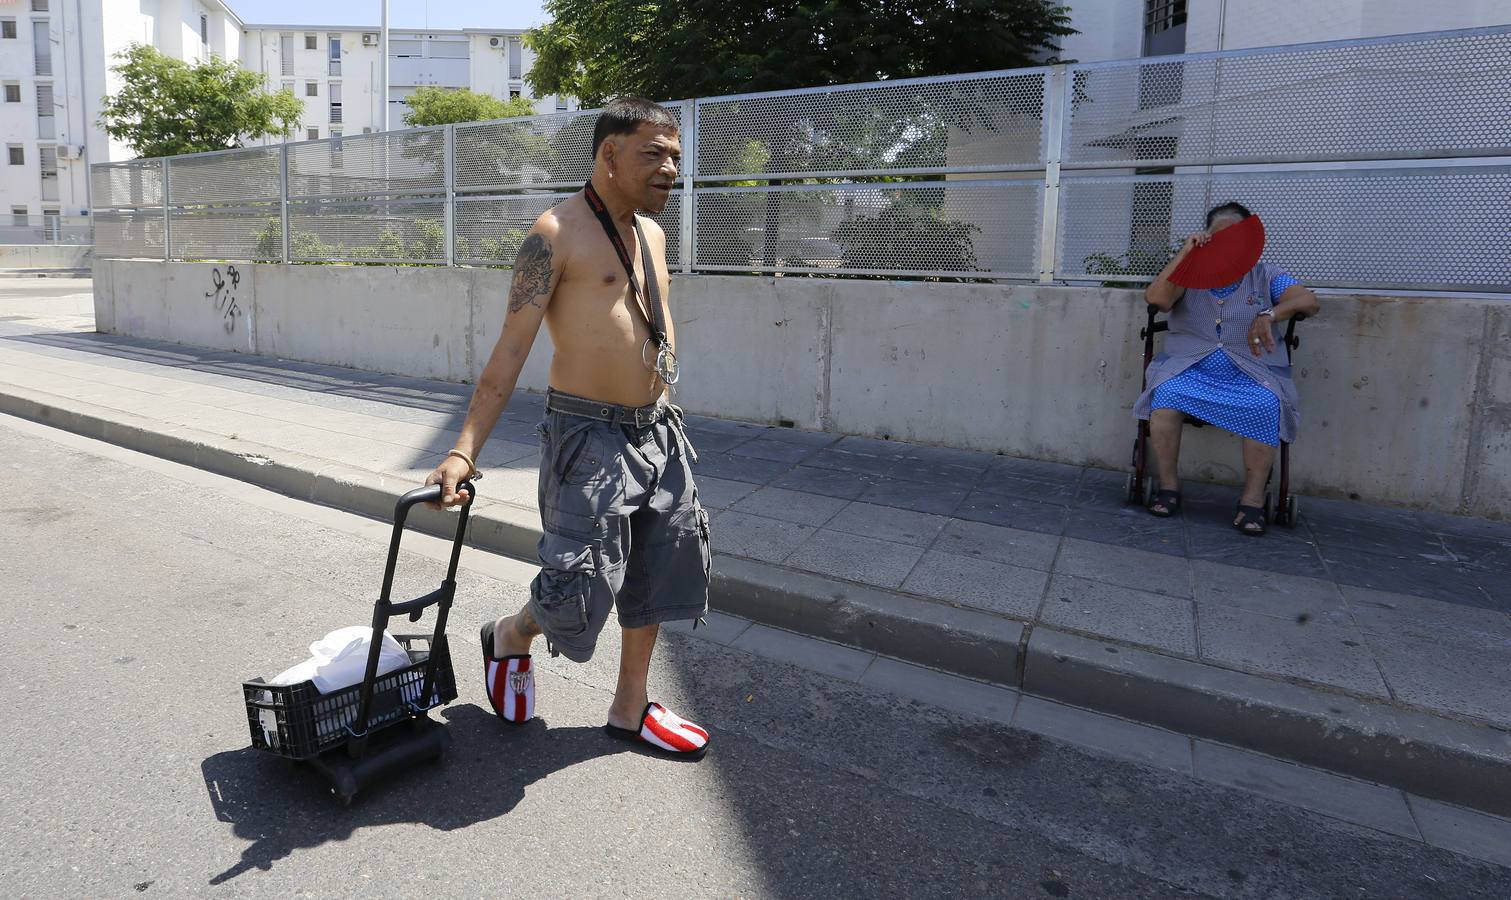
1, 414, 1508, 899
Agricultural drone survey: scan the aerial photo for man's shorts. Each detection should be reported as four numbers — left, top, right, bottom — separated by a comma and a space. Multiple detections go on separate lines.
527, 389, 711, 663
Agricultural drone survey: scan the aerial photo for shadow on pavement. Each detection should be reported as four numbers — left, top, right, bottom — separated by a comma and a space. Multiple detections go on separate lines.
200, 707, 625, 886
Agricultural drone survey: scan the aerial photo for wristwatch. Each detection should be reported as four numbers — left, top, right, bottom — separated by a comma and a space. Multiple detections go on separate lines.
1257, 308, 1275, 318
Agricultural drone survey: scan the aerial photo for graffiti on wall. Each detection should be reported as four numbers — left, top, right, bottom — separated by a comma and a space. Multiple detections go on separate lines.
206, 265, 242, 333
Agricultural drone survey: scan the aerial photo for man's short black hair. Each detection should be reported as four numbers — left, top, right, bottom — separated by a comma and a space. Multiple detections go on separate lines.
592, 97, 679, 158
1205, 202, 1253, 228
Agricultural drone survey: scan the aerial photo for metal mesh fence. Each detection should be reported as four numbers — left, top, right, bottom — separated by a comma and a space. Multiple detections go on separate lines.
1055, 165, 1511, 291
456, 192, 682, 267
1063, 27, 1511, 168
168, 146, 282, 204
696, 73, 1050, 180
90, 26, 1511, 291
288, 198, 448, 263
454, 105, 686, 192
287, 129, 446, 198
93, 160, 164, 208
694, 180, 1041, 278
168, 203, 282, 262
94, 209, 165, 259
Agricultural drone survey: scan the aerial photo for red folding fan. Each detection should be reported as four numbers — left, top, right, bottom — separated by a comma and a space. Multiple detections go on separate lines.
1169, 214, 1266, 289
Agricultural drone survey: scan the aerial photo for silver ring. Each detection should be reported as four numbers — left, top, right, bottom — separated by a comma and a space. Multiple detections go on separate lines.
1251, 338, 1260, 344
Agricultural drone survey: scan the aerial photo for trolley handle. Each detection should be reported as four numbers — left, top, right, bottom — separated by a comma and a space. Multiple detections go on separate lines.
394, 479, 475, 526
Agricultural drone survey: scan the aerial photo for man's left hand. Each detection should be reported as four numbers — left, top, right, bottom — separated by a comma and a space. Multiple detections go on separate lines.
1247, 316, 1276, 356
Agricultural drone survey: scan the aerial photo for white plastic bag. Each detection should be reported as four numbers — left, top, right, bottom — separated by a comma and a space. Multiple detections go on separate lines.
269, 626, 412, 694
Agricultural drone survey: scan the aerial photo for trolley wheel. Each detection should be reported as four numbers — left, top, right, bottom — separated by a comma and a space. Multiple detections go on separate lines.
1283, 495, 1299, 528
1124, 473, 1140, 505
332, 789, 354, 808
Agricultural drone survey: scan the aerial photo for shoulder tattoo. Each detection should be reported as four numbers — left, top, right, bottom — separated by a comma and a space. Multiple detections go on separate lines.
508, 234, 553, 313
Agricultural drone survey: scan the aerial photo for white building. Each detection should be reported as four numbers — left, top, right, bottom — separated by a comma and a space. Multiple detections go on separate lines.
1058, 0, 1511, 62
1, 0, 242, 229
1, 2, 569, 231
237, 25, 573, 142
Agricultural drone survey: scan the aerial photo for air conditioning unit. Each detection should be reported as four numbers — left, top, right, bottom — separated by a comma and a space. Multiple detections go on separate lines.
362, 33, 376, 46
489, 36, 501, 47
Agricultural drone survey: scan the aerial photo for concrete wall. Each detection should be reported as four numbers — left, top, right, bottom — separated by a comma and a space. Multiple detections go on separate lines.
92, 259, 1511, 519
0, 244, 91, 269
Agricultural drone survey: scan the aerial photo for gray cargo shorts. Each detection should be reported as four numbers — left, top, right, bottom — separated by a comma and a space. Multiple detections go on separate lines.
527, 389, 711, 663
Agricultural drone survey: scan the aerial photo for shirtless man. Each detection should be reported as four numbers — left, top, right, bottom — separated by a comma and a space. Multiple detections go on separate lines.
424, 98, 711, 759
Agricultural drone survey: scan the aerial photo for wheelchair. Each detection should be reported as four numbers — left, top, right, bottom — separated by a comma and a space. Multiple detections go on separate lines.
1125, 305, 1304, 527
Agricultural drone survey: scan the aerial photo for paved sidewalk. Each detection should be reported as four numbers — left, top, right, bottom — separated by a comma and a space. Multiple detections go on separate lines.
3, 287, 1510, 815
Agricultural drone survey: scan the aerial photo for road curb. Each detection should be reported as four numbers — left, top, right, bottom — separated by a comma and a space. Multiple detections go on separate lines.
1024, 627, 1511, 817
5, 381, 1511, 818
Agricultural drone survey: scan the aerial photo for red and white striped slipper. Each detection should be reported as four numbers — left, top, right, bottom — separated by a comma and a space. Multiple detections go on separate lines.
480, 621, 534, 725
604, 702, 710, 760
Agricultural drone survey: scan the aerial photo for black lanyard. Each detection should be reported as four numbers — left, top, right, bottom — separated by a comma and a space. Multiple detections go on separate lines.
582, 181, 668, 351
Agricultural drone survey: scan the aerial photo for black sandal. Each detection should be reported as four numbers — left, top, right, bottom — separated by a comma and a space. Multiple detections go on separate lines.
1147, 489, 1181, 518
1234, 505, 1267, 536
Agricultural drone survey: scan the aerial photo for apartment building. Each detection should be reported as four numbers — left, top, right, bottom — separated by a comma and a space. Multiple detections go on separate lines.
238, 25, 574, 142
1, 3, 571, 223
1058, 0, 1511, 62
1, 0, 241, 224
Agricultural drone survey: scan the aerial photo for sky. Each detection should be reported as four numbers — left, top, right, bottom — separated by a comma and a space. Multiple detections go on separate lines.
230, 1, 552, 30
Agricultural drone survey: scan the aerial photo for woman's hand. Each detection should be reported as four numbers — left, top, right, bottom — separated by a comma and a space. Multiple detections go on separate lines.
1247, 315, 1276, 356
1178, 231, 1212, 258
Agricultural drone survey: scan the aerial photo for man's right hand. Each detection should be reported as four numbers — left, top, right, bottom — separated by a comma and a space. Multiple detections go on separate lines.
424, 454, 475, 509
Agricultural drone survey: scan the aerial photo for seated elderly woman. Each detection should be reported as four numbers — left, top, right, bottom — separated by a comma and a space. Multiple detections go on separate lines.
1135, 202, 1321, 536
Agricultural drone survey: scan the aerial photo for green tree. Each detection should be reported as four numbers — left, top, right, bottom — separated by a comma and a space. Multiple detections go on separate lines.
403, 86, 539, 126
526, 0, 1074, 105
99, 44, 302, 158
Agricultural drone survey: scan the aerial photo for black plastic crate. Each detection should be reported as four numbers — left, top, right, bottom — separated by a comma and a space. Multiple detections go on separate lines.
243, 634, 457, 760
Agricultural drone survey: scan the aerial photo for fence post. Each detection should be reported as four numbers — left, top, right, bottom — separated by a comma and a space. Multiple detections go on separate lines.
444, 123, 456, 266
278, 143, 290, 263
1037, 65, 1069, 284
161, 157, 172, 261
681, 100, 697, 274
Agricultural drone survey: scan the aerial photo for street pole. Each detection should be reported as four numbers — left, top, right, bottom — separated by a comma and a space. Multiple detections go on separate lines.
379, 0, 389, 131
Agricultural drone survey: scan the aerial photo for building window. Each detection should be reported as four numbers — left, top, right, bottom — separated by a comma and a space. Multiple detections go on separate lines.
361, 126, 372, 134
328, 36, 341, 75
1144, 0, 1187, 33
279, 33, 293, 75
33, 20, 51, 76
3, 83, 19, 103
508, 37, 522, 79
556, 96, 567, 111
42, 207, 59, 240
32, 0, 49, 11
39, 146, 57, 200
281, 80, 293, 95
1, 19, 16, 40
1143, 0, 1187, 57
307, 127, 319, 140
305, 81, 318, 97
509, 89, 520, 100
329, 82, 342, 123
11, 206, 28, 228
304, 32, 317, 50
7, 145, 23, 166
36, 82, 54, 139
199, 14, 209, 57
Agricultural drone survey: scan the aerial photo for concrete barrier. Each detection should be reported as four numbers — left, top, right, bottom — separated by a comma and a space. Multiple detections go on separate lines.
92, 259, 1510, 518
0, 244, 93, 270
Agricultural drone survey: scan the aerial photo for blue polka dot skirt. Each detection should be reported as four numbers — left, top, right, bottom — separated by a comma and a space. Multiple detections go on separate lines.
1152, 350, 1281, 446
